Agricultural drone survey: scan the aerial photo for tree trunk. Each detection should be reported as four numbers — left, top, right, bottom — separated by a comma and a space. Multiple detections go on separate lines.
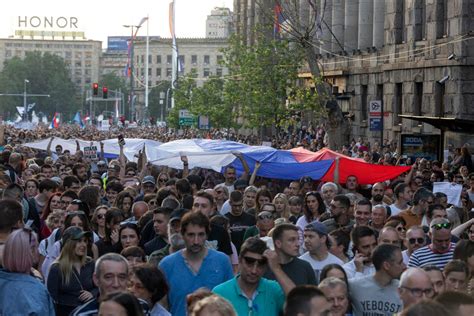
303, 44, 348, 150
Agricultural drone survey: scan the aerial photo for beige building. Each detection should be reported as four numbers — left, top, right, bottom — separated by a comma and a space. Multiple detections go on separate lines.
206, 7, 234, 38
234, 0, 474, 148
100, 37, 229, 119
0, 37, 102, 94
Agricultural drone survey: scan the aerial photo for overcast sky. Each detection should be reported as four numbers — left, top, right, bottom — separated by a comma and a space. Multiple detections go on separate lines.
1, 0, 233, 46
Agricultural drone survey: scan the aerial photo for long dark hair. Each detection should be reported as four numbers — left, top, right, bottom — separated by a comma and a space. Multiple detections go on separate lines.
303, 191, 326, 222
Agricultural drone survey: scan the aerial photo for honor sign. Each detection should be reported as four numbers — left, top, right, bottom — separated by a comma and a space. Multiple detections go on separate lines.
18, 16, 79, 29
15, 16, 84, 39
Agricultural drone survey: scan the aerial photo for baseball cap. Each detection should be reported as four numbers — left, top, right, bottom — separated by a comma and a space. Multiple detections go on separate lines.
62, 226, 92, 244
234, 179, 248, 190
304, 220, 328, 235
142, 175, 156, 185
169, 208, 189, 223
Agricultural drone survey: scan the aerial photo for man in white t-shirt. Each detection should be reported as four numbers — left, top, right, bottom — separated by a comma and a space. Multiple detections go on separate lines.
389, 183, 413, 216
299, 221, 344, 283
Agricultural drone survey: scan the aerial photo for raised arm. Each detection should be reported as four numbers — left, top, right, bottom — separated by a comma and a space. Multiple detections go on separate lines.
249, 161, 261, 186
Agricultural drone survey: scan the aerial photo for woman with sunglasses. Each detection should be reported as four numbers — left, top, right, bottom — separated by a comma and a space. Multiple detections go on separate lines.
384, 218, 407, 248
0, 229, 55, 315
91, 205, 109, 240
156, 172, 170, 189
47, 226, 97, 316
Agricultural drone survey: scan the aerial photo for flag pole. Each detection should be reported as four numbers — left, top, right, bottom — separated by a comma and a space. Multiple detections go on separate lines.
170, 0, 177, 108
145, 15, 149, 110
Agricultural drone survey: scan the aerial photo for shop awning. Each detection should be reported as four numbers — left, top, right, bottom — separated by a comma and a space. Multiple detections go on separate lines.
399, 115, 474, 134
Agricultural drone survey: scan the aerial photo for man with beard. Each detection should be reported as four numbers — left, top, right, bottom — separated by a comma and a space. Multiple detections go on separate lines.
349, 244, 405, 315
343, 226, 377, 279
159, 212, 233, 316
72, 163, 89, 186
371, 182, 386, 207
213, 237, 295, 315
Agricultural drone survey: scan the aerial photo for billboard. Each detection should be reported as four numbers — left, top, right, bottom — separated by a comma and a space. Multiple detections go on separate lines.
400, 134, 441, 161
107, 37, 129, 51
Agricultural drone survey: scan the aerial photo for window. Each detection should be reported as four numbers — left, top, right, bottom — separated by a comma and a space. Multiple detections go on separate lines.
148, 55, 152, 64
166, 68, 172, 77
435, 82, 446, 116
5, 50, 11, 57
361, 85, 368, 121
75, 61, 82, 67
216, 68, 223, 77
167, 55, 172, 64
191, 55, 197, 64
140, 55, 144, 64
414, 82, 423, 116
204, 55, 210, 65
75, 52, 82, 59
178, 55, 185, 65
395, 0, 405, 44
203, 68, 210, 77
156, 68, 161, 77
148, 68, 152, 76
394, 83, 402, 125
414, 0, 426, 41
217, 55, 223, 64
436, 0, 448, 38
156, 55, 161, 63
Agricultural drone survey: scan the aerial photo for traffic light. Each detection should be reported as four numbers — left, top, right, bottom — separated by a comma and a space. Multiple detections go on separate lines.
102, 87, 108, 99
92, 83, 99, 96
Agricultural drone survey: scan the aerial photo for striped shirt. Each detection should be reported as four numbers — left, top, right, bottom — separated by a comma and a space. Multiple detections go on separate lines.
408, 243, 455, 270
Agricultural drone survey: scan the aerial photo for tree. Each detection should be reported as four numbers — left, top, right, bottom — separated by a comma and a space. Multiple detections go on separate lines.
254, 0, 349, 149
147, 81, 171, 121
0, 51, 78, 121
221, 32, 323, 139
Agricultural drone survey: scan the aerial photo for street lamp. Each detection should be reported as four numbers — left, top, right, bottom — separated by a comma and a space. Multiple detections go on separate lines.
123, 24, 142, 122
23, 79, 29, 121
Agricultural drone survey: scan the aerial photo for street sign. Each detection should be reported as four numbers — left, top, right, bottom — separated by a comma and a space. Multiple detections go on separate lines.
369, 100, 388, 117
179, 109, 195, 126
198, 116, 210, 129
369, 117, 382, 131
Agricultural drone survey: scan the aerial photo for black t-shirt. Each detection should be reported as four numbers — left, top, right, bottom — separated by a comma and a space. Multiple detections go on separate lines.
208, 223, 233, 255
144, 235, 168, 255
264, 257, 317, 286
225, 212, 256, 253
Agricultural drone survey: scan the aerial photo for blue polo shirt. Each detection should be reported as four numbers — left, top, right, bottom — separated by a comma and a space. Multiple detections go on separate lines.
213, 275, 285, 316
159, 249, 233, 316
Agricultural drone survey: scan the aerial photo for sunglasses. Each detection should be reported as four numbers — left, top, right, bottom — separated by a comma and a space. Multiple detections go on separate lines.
257, 213, 273, 220
242, 256, 267, 267
158, 178, 168, 183
430, 222, 451, 230
120, 221, 138, 229
68, 211, 86, 216
409, 237, 425, 245
97, 213, 106, 220
396, 226, 406, 232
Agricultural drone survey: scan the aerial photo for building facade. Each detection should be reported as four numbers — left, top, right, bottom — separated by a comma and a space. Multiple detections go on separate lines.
206, 7, 234, 38
0, 37, 102, 95
100, 37, 229, 119
235, 0, 474, 147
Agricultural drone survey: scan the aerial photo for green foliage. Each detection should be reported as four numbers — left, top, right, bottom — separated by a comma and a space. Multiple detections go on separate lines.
171, 33, 323, 134
0, 51, 78, 120
147, 81, 171, 121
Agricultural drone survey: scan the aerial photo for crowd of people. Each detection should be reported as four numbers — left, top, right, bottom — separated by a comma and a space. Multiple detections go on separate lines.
0, 123, 473, 316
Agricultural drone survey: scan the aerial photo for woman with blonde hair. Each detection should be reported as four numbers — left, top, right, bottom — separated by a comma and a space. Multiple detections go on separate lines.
273, 193, 290, 220
191, 294, 236, 316
47, 226, 97, 316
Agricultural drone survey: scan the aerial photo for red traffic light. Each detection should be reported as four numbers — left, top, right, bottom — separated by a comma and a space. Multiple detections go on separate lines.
92, 83, 99, 96
102, 87, 108, 99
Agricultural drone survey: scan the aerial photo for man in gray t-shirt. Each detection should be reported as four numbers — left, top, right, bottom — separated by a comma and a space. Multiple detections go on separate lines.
349, 244, 405, 315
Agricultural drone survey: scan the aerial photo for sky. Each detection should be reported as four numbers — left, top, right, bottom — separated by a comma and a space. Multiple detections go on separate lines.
1, 0, 233, 47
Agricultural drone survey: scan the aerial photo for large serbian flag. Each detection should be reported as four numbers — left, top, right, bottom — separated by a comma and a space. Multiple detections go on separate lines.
49, 112, 59, 129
